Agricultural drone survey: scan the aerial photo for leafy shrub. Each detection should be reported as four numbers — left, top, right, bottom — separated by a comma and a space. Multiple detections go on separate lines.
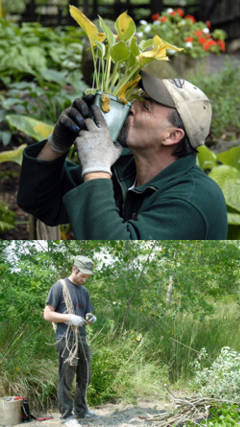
191, 346, 240, 400
191, 61, 240, 141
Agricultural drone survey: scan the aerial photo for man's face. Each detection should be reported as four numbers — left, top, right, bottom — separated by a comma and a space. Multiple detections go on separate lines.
72, 267, 90, 285
118, 96, 174, 150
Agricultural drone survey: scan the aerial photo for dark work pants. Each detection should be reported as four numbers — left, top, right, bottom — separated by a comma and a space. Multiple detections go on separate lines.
56, 337, 91, 420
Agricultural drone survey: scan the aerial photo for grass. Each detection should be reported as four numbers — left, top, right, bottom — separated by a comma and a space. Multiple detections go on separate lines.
1, 300, 239, 410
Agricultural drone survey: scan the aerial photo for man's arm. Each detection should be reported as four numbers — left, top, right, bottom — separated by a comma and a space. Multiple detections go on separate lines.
44, 305, 69, 323
44, 305, 86, 327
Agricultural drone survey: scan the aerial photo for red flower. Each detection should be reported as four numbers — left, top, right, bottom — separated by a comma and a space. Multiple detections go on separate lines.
152, 13, 160, 21
185, 15, 196, 23
202, 41, 211, 51
194, 30, 203, 37
170, 11, 177, 16
160, 16, 167, 22
198, 37, 207, 45
176, 8, 184, 17
203, 40, 217, 50
185, 37, 193, 42
218, 40, 226, 52
206, 20, 211, 29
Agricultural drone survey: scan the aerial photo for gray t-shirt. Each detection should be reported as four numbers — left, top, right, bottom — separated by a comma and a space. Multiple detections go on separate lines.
46, 278, 93, 339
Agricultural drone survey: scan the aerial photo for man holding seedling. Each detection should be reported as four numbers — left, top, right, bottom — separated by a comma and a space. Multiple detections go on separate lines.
44, 255, 96, 427
18, 72, 227, 239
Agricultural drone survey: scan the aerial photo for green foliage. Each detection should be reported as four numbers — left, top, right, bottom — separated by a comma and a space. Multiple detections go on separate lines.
184, 403, 239, 426
0, 201, 15, 232
197, 143, 240, 238
1, 241, 240, 409
191, 61, 240, 140
0, 20, 87, 146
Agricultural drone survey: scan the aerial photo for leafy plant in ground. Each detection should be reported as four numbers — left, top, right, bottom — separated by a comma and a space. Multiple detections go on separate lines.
191, 347, 240, 401
197, 144, 240, 238
0, 201, 15, 232
190, 61, 240, 141
138, 8, 226, 58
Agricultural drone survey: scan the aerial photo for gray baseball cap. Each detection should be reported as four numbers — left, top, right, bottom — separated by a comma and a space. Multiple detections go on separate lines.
141, 71, 212, 148
73, 255, 94, 275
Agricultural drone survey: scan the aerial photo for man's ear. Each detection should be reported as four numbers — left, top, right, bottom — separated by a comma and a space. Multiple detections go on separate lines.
162, 128, 185, 146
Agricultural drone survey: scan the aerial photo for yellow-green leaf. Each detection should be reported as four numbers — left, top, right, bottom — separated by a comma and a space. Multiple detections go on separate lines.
0, 144, 27, 166
197, 145, 218, 170
115, 11, 136, 42
217, 146, 240, 172
6, 114, 53, 141
69, 5, 105, 46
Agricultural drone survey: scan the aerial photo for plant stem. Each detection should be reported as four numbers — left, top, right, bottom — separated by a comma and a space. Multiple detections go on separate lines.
109, 62, 120, 92
90, 44, 99, 89
114, 65, 140, 96
105, 55, 112, 91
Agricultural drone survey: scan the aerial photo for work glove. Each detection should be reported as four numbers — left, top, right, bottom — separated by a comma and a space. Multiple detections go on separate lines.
85, 313, 97, 324
66, 314, 86, 327
48, 95, 94, 154
75, 105, 122, 176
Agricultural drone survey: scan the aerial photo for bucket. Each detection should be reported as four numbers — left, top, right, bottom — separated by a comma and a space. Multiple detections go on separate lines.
0, 397, 23, 426
93, 91, 131, 142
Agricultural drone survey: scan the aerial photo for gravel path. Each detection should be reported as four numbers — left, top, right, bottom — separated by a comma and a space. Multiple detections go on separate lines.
11, 399, 172, 427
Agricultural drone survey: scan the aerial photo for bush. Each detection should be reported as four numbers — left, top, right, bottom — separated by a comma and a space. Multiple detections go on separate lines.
191, 346, 240, 400
190, 61, 240, 141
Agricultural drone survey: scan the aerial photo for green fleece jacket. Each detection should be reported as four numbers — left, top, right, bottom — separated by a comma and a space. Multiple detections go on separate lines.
17, 141, 228, 239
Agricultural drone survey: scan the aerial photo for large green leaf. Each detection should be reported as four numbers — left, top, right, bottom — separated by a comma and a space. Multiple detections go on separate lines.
197, 145, 218, 170
209, 165, 240, 189
217, 146, 240, 172
0, 144, 26, 166
110, 41, 129, 62
227, 212, 240, 225
39, 69, 66, 86
6, 114, 53, 141
209, 165, 240, 212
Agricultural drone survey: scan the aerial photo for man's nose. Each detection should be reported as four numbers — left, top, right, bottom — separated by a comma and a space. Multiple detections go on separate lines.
130, 99, 140, 114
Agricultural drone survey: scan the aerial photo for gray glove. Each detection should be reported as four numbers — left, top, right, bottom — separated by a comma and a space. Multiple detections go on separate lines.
75, 105, 122, 176
66, 314, 86, 327
48, 96, 94, 154
86, 313, 97, 323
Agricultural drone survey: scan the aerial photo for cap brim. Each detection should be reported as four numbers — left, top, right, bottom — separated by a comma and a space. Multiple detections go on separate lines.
141, 71, 176, 108
78, 268, 93, 275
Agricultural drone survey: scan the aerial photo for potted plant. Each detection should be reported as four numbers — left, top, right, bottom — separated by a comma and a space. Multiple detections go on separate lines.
69, 5, 182, 140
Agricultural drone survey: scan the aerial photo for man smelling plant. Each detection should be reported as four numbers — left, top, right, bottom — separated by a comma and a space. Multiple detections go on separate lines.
18, 72, 227, 239
44, 255, 96, 427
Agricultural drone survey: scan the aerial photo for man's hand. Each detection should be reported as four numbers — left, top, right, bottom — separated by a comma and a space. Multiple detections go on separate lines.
66, 314, 86, 327
48, 96, 94, 154
85, 313, 97, 324
75, 105, 122, 177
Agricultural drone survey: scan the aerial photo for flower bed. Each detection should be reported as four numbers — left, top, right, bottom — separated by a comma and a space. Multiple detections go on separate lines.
137, 8, 227, 59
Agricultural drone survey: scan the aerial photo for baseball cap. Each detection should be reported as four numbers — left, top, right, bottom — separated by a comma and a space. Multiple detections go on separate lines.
141, 71, 212, 148
73, 255, 93, 275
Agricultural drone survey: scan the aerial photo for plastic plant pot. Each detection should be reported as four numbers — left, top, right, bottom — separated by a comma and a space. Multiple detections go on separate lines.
93, 91, 131, 142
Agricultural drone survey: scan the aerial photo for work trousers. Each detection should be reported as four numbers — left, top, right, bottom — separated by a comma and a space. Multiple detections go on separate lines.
56, 336, 91, 420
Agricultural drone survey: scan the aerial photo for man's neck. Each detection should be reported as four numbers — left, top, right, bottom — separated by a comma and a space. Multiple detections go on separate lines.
132, 148, 177, 186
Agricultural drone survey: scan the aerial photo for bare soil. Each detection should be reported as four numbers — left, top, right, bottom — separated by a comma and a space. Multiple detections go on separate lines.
13, 399, 172, 427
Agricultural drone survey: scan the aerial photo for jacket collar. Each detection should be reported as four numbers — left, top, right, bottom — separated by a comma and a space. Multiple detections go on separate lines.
114, 151, 197, 193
